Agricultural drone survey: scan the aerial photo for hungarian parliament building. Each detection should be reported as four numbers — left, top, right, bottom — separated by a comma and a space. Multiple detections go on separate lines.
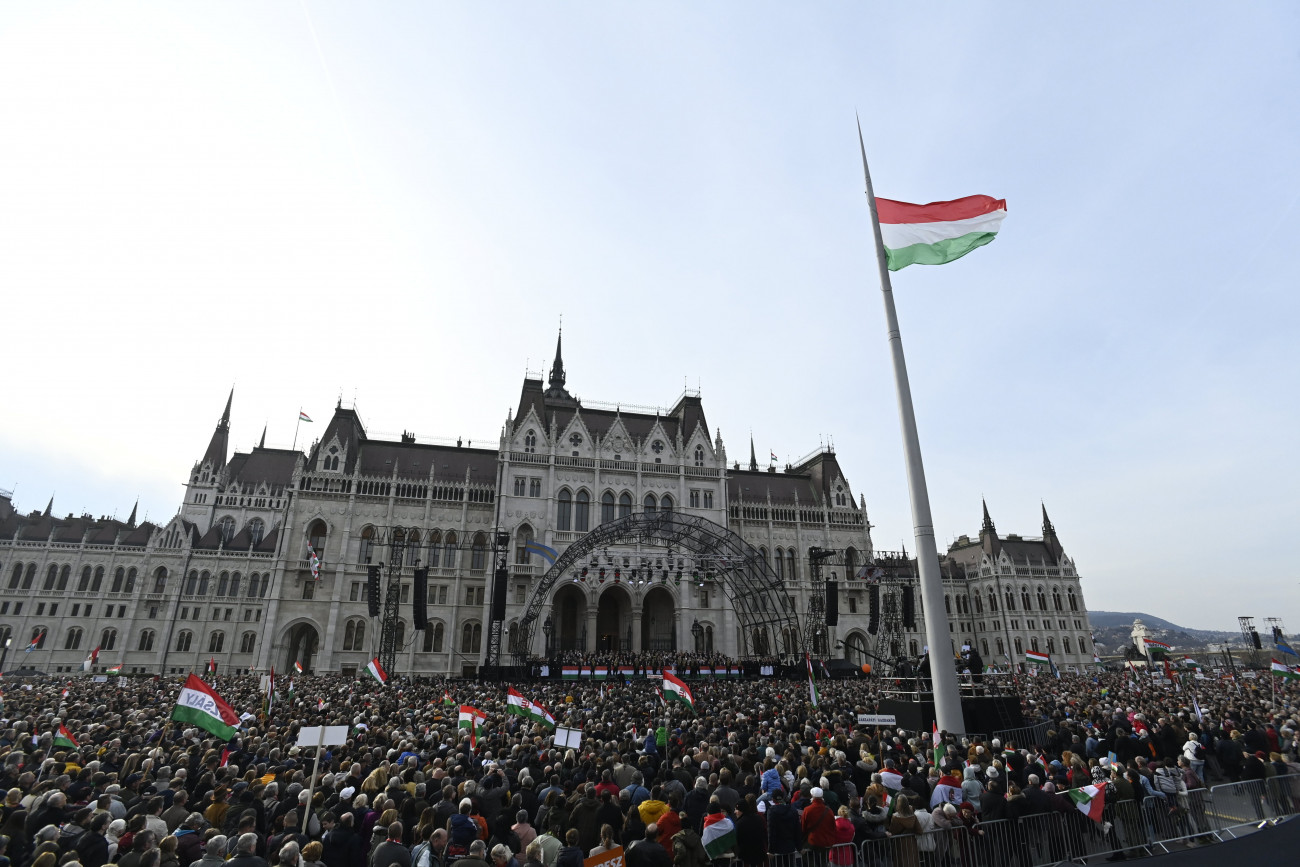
0, 335, 1096, 677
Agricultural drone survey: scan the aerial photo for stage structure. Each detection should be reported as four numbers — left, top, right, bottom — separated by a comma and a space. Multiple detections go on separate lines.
366, 526, 421, 678
512, 511, 803, 662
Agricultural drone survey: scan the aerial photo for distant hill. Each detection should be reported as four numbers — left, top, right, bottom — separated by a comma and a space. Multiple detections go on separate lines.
1088, 611, 1245, 652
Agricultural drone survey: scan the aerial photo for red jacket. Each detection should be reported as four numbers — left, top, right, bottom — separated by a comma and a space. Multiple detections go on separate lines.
801, 799, 838, 848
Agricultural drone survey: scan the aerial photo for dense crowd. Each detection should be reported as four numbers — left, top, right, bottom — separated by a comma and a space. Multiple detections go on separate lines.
0, 664, 1296, 867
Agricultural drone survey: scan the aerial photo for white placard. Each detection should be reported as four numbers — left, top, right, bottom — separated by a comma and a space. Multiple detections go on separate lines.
554, 726, 583, 749
857, 714, 897, 726
92, 676, 107, 683
296, 725, 350, 747
118, 677, 128, 688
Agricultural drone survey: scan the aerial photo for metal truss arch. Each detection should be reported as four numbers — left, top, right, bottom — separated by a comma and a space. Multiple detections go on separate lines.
513, 511, 803, 661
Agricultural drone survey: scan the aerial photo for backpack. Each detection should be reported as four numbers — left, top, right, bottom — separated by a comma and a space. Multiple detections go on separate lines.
1193, 743, 1206, 760
671, 830, 708, 867
449, 813, 478, 845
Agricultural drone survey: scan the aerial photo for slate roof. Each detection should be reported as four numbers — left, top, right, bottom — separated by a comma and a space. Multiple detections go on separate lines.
224, 448, 300, 489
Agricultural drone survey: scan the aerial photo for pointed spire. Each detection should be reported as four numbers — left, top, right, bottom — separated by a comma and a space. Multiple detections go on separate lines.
127, 498, 138, 527
545, 324, 573, 401
981, 498, 995, 535
201, 389, 232, 470
1041, 502, 1055, 536
44, 496, 53, 518
259, 425, 267, 449
748, 435, 758, 471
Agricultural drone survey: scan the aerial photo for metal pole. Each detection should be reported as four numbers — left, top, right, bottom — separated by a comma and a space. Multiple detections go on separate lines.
856, 119, 964, 734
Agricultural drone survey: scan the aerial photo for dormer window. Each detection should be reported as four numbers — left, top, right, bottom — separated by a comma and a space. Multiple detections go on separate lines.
324, 445, 341, 472
524, 430, 537, 453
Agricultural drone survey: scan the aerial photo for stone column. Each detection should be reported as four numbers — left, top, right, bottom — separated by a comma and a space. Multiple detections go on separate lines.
631, 607, 643, 651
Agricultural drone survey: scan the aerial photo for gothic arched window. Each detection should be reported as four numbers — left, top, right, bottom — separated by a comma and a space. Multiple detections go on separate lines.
557, 489, 572, 531
575, 490, 590, 530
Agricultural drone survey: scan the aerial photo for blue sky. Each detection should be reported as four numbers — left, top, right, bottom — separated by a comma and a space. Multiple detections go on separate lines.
2, 2, 1297, 631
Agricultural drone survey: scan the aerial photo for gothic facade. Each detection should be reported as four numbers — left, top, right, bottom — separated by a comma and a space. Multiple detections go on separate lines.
0, 337, 1095, 676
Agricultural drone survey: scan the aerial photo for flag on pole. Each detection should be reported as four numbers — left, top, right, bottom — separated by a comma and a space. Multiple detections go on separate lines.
1144, 639, 1172, 651
306, 543, 321, 581
877, 195, 1007, 271
1277, 641, 1298, 657
265, 666, 275, 716
365, 658, 388, 685
299, 411, 313, 422
932, 721, 944, 766
208, 658, 218, 676
662, 672, 695, 712
106, 664, 122, 675
506, 687, 556, 727
769, 451, 779, 463
1025, 650, 1050, 665
287, 678, 296, 703
523, 540, 559, 565
655, 686, 666, 706
805, 653, 820, 708
24, 630, 44, 653
172, 674, 240, 739
54, 724, 79, 749
1192, 696, 1204, 722
458, 705, 486, 749
442, 690, 455, 708
701, 811, 737, 859
1067, 784, 1107, 823
1270, 659, 1300, 680
294, 661, 303, 674
82, 646, 100, 672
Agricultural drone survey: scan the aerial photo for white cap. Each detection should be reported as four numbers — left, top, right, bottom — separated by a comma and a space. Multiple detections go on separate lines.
810, 787, 824, 799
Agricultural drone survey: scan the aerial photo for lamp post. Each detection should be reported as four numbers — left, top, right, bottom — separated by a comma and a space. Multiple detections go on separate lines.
543, 615, 554, 656
691, 618, 703, 653
0, 637, 11, 676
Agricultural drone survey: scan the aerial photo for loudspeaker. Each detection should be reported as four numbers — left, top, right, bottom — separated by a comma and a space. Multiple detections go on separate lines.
490, 566, 509, 621
902, 586, 916, 630
412, 568, 428, 631
1252, 630, 1262, 649
1274, 626, 1284, 642
825, 581, 839, 626
366, 565, 381, 617
868, 585, 880, 635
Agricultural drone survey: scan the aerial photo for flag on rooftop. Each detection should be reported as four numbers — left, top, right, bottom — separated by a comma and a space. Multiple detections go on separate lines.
524, 540, 559, 565
877, 195, 1007, 271
171, 674, 239, 740
299, 411, 312, 422
365, 658, 388, 685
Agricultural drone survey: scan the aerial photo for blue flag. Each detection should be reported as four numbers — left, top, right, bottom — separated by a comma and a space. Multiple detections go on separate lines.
523, 539, 559, 565
1277, 641, 1297, 657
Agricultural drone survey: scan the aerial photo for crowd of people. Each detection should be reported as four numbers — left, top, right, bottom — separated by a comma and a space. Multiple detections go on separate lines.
0, 663, 1296, 867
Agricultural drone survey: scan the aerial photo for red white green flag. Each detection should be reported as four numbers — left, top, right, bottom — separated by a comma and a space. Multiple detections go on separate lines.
506, 687, 555, 727
1068, 784, 1106, 823
1271, 659, 1300, 680
171, 674, 239, 740
365, 658, 388, 685
1025, 650, 1050, 665
663, 672, 694, 712
54, 724, 79, 749
878, 196, 1006, 271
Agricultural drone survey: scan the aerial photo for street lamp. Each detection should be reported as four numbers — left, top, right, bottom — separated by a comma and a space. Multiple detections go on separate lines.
691, 618, 703, 653
0, 637, 11, 676
543, 615, 554, 655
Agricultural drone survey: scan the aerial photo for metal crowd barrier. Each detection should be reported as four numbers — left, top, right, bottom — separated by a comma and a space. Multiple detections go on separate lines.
990, 720, 1050, 749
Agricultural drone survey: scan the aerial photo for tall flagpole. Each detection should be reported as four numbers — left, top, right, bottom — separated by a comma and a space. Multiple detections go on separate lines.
856, 118, 964, 735
292, 409, 302, 452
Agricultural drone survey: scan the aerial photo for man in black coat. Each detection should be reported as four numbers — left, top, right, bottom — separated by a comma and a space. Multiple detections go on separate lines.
626, 824, 671, 867
369, 822, 412, 867
764, 790, 802, 856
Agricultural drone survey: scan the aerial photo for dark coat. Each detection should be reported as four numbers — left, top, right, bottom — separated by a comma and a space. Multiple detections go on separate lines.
765, 803, 801, 855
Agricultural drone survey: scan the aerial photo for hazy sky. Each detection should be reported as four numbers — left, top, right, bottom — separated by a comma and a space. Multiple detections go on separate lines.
2, 2, 1297, 632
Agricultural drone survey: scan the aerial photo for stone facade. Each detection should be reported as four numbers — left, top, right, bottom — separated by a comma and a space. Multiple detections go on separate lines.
0, 338, 1095, 676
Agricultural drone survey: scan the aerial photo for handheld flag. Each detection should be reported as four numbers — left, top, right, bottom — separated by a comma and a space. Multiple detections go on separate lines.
805, 652, 820, 708
662, 672, 695, 712
1067, 784, 1107, 823
458, 705, 486, 749
294, 661, 303, 674
306, 543, 321, 581
24, 630, 44, 653
506, 687, 556, 727
523, 539, 559, 565
171, 674, 240, 739
877, 195, 1007, 271
54, 724, 79, 749
1270, 659, 1300, 680
82, 646, 100, 672
208, 657, 218, 676
1025, 650, 1050, 665
106, 664, 122, 675
442, 690, 455, 708
701, 811, 737, 859
365, 658, 388, 685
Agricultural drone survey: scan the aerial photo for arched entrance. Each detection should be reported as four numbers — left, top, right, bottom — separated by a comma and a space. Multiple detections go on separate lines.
551, 583, 588, 652
285, 622, 319, 672
641, 587, 675, 651
596, 586, 632, 652
843, 631, 872, 666
514, 511, 803, 661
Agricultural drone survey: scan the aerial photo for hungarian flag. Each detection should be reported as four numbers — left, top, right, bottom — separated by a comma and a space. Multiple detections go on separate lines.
458, 705, 486, 749
25, 629, 44, 652
663, 672, 695, 712
805, 653, 820, 708
1067, 784, 1107, 823
561, 666, 579, 680
107, 664, 122, 674
306, 543, 321, 581
442, 690, 455, 707
701, 812, 737, 858
207, 658, 218, 676
365, 658, 388, 685
82, 646, 100, 672
877, 195, 1007, 271
294, 661, 303, 674
1025, 650, 1050, 665
506, 687, 555, 727
54, 724, 79, 749
1270, 659, 1300, 680
171, 674, 240, 740
299, 410, 313, 422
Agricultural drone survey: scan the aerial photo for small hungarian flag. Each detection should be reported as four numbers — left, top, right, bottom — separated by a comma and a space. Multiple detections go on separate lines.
663, 671, 695, 712
299, 410, 313, 422
1271, 659, 1300, 680
506, 687, 556, 727
25, 629, 44, 652
219, 746, 231, 767
294, 661, 303, 674
365, 658, 388, 685
442, 690, 454, 707
1067, 784, 1107, 823
54, 724, 79, 749
82, 646, 100, 672
207, 658, 217, 675
107, 664, 122, 674
877, 195, 1007, 271
458, 705, 486, 749
1025, 650, 1050, 665
805, 652, 820, 708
